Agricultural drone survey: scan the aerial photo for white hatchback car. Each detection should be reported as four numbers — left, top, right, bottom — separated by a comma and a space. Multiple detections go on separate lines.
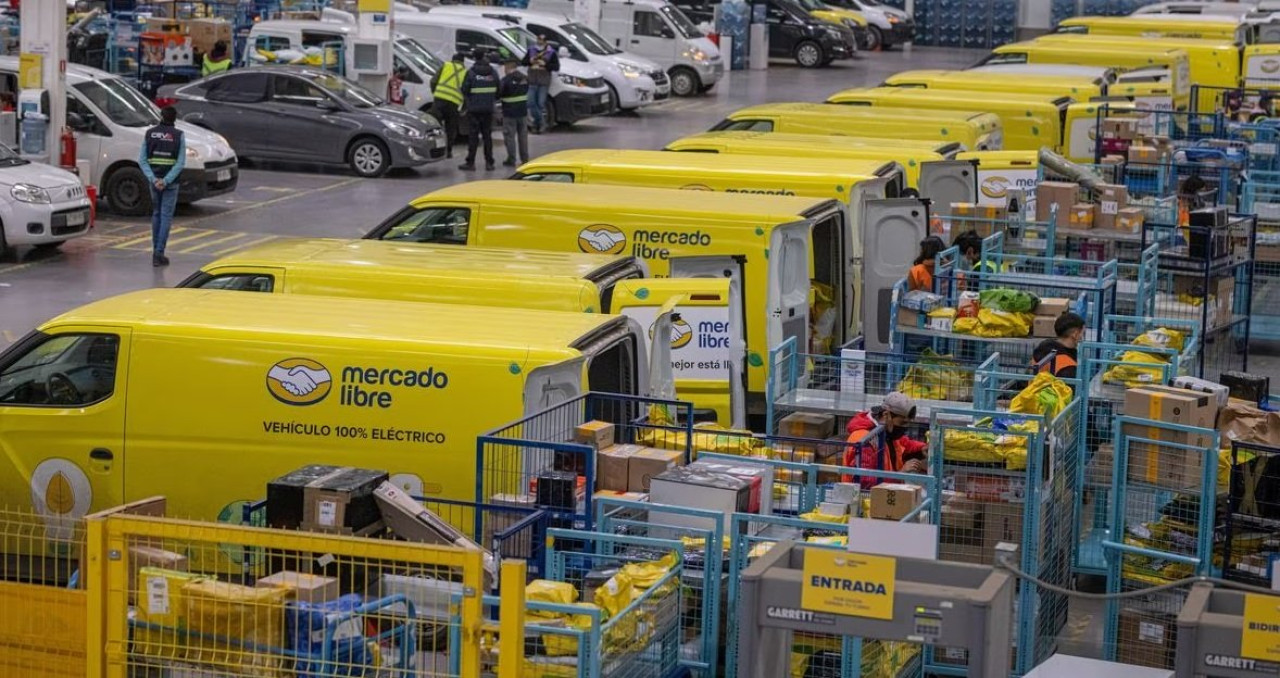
0, 145, 92, 256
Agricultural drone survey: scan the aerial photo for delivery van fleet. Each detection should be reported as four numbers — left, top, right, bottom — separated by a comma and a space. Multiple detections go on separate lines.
883, 69, 1106, 101
978, 41, 1193, 111
0, 289, 665, 524
362, 181, 931, 412
711, 103, 1005, 151
1055, 14, 1252, 44
662, 130, 961, 188
180, 239, 650, 313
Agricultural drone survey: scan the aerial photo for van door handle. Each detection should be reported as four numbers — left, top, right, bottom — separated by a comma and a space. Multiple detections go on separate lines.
89, 448, 113, 461
631, 39, 640, 44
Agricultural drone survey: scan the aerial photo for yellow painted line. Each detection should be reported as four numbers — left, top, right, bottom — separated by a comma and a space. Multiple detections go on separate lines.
210, 234, 277, 256
180, 177, 363, 228
116, 226, 186, 250
177, 231, 249, 253
2, 330, 14, 343
161, 229, 220, 247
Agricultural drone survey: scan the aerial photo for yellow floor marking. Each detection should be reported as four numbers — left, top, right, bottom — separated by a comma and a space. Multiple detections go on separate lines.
210, 234, 278, 255
116, 226, 186, 250
177, 232, 249, 253
161, 230, 220, 247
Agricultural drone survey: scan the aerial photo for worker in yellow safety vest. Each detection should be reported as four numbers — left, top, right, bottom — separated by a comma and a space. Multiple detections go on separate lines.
431, 52, 467, 158
201, 41, 232, 77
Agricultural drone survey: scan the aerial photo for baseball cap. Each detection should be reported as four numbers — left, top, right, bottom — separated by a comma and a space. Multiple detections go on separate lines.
883, 392, 917, 419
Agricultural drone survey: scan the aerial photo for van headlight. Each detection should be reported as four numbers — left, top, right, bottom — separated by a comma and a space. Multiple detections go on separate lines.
684, 49, 708, 62
186, 146, 201, 162
559, 73, 585, 86
383, 120, 424, 138
888, 14, 901, 23
10, 184, 50, 204
619, 62, 643, 78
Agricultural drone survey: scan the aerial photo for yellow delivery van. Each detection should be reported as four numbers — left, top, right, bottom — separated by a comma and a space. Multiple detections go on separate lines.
363, 181, 931, 411
712, 102, 1005, 151
1055, 15, 1251, 44
662, 130, 960, 189
1031, 34, 1240, 111
1244, 43, 1280, 88
827, 86, 1069, 152
180, 239, 650, 313
980, 40, 1192, 111
884, 69, 1106, 101
0, 288, 664, 522
511, 148, 909, 203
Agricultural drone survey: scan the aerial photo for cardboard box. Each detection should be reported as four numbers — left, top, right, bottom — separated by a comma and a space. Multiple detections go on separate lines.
982, 510, 1023, 553
1102, 117, 1139, 141
869, 483, 923, 520
256, 571, 339, 604
596, 443, 642, 492
1115, 207, 1145, 234
897, 308, 923, 330
628, 448, 685, 492
1123, 388, 1217, 489
299, 467, 388, 535
1094, 184, 1129, 230
574, 420, 616, 450
1101, 154, 1126, 166
1116, 609, 1177, 669
1033, 315, 1058, 338
1068, 203, 1095, 229
1171, 376, 1231, 408
128, 546, 188, 603
1035, 181, 1078, 223
778, 412, 836, 440
950, 202, 1007, 220
186, 17, 232, 55
1127, 144, 1160, 164
1035, 297, 1069, 317
1215, 275, 1234, 326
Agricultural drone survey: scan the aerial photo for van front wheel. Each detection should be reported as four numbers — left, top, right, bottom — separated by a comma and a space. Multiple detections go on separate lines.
795, 41, 825, 68
104, 165, 152, 216
669, 67, 700, 97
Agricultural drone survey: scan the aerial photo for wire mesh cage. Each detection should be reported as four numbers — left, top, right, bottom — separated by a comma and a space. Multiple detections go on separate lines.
0, 507, 88, 678
1102, 417, 1221, 670
1221, 441, 1280, 590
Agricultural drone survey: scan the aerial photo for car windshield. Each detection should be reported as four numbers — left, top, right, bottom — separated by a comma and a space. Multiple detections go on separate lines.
660, 5, 703, 38
73, 78, 161, 127
0, 143, 26, 167
396, 37, 444, 76
499, 26, 540, 57
301, 72, 383, 108
559, 22, 621, 55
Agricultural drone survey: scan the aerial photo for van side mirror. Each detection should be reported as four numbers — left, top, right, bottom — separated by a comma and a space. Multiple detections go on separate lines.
558, 46, 570, 59
67, 112, 90, 131
662, 25, 676, 38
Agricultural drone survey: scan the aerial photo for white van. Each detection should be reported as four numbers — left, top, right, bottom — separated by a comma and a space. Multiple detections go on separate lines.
246, 18, 445, 114
0, 58, 238, 216
426, 6, 671, 110
395, 9, 612, 126
528, 0, 722, 97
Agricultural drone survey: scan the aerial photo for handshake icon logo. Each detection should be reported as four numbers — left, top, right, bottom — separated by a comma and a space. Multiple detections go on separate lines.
576, 224, 627, 255
267, 358, 333, 405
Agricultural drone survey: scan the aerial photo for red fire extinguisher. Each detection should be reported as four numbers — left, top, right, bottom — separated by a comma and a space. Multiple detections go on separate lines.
60, 126, 77, 169
388, 73, 405, 106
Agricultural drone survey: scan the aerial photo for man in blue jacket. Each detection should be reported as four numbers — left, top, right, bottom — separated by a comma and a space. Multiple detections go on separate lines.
139, 106, 185, 267
459, 50, 499, 171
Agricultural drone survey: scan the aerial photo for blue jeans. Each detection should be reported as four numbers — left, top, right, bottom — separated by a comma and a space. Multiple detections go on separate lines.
149, 183, 179, 256
528, 83, 549, 129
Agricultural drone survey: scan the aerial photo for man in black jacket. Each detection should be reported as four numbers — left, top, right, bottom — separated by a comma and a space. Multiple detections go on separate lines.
459, 50, 498, 171
498, 57, 530, 167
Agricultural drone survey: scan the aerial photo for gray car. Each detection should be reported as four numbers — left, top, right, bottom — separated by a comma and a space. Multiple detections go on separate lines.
164, 66, 446, 177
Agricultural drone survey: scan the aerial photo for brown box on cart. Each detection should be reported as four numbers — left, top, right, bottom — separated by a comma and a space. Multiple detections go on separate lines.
1102, 118, 1140, 141
256, 571, 339, 604
1035, 297, 1070, 317
1035, 181, 1079, 223
574, 420, 616, 450
1033, 315, 1058, 338
869, 483, 923, 520
1068, 203, 1095, 229
897, 308, 924, 330
628, 447, 685, 492
1094, 184, 1129, 230
596, 443, 642, 492
1123, 388, 1217, 489
1215, 276, 1234, 326
1117, 609, 1177, 669
128, 546, 188, 603
186, 18, 232, 55
778, 412, 837, 440
1115, 207, 1145, 234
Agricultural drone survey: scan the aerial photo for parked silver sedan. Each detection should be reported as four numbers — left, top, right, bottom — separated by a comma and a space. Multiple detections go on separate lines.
164, 66, 447, 177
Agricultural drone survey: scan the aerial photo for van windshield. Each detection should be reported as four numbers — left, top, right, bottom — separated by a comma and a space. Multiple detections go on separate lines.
499, 26, 540, 56
661, 4, 704, 38
73, 78, 161, 127
559, 22, 621, 55
0, 143, 28, 167
396, 37, 444, 76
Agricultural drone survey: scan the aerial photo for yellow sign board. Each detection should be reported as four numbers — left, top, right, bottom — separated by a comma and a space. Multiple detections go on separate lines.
18, 53, 42, 90
800, 549, 896, 620
358, 0, 391, 12
1243, 593, 1280, 662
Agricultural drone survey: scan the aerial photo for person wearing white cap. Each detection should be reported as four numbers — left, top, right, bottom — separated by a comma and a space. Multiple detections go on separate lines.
841, 391, 928, 489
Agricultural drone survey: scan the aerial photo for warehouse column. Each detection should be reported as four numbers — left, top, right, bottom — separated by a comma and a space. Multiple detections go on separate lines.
356, 0, 393, 99
17, 0, 67, 164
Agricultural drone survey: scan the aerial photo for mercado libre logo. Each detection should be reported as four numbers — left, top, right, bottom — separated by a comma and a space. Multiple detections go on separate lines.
1262, 59, 1280, 74
577, 224, 627, 255
648, 317, 693, 349
266, 358, 333, 406
980, 176, 1010, 200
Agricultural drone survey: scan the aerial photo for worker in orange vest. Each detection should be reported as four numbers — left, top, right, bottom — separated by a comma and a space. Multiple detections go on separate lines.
841, 392, 928, 489
1031, 312, 1084, 379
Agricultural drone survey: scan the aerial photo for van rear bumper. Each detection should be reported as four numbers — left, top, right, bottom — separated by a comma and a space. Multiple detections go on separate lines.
554, 90, 612, 123
177, 159, 238, 203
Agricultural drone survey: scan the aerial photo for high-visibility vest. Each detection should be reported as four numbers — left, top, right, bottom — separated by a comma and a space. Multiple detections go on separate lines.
202, 57, 231, 77
1037, 351, 1077, 377
434, 61, 466, 107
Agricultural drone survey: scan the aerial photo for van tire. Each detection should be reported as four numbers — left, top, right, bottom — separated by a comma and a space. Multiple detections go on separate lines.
669, 67, 701, 97
104, 165, 152, 217
347, 137, 391, 178
605, 84, 624, 113
0, 223, 9, 261
868, 26, 885, 50
794, 41, 825, 68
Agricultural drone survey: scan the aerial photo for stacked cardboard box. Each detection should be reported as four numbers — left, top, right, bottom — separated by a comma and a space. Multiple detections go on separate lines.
1094, 184, 1129, 230
1031, 297, 1069, 338
949, 202, 1008, 221
869, 483, 923, 520
1123, 386, 1219, 490
1035, 181, 1078, 224
777, 412, 836, 439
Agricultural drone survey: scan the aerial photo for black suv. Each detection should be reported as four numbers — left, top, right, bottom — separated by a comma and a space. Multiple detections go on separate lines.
670, 0, 853, 67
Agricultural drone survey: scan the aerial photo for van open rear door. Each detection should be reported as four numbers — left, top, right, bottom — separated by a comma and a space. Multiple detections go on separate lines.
918, 160, 978, 207
613, 277, 747, 428
861, 198, 929, 352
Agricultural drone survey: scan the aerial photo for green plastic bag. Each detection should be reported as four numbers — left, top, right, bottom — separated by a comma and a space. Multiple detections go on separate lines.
979, 288, 1041, 313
